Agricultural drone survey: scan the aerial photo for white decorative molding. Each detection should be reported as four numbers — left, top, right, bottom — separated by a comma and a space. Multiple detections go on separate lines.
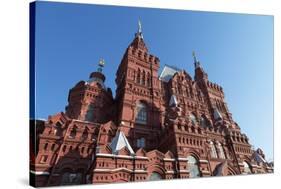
163, 158, 176, 161
199, 159, 209, 163
96, 153, 149, 160
30, 170, 50, 175
93, 168, 147, 173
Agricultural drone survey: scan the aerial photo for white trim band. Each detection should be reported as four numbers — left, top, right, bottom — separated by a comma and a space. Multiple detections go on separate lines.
93, 168, 147, 173
96, 153, 149, 160
30, 170, 50, 175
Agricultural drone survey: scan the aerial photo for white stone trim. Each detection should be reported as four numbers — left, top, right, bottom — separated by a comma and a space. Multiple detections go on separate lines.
134, 169, 148, 173
201, 170, 210, 174
179, 170, 189, 173
199, 159, 209, 163
166, 170, 175, 174
163, 158, 176, 161
178, 158, 189, 161
93, 168, 147, 173
96, 153, 149, 160
30, 170, 50, 175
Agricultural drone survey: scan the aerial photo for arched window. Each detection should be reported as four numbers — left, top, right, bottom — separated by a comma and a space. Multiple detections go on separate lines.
243, 161, 252, 174
135, 102, 147, 124
210, 141, 218, 158
187, 156, 200, 178
189, 113, 197, 125
148, 172, 162, 181
217, 143, 225, 159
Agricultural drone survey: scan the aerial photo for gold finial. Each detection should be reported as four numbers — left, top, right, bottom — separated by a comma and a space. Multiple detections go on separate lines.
97, 58, 105, 72
98, 58, 105, 67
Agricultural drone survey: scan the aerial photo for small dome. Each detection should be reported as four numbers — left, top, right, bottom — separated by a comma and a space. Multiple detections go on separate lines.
89, 71, 105, 82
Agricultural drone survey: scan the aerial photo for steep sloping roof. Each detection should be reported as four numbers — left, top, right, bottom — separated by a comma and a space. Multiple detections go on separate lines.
252, 151, 267, 164
169, 95, 178, 107
159, 65, 181, 82
110, 131, 135, 155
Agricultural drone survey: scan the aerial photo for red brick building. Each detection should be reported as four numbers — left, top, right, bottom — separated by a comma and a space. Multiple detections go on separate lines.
30, 21, 273, 187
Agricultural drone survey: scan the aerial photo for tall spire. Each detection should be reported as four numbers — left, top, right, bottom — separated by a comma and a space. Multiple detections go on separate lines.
192, 51, 200, 69
135, 19, 144, 39
138, 19, 142, 33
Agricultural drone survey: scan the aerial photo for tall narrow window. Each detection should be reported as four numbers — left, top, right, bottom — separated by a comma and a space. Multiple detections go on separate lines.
135, 102, 147, 124
147, 72, 151, 87
85, 103, 95, 122
187, 156, 200, 178
141, 70, 146, 85
217, 143, 226, 159
137, 137, 145, 148
210, 141, 218, 158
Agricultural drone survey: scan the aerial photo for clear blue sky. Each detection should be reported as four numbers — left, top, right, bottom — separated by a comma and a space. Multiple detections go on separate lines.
34, 1, 273, 161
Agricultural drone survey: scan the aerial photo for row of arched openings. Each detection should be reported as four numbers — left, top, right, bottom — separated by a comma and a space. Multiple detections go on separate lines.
148, 155, 200, 180
136, 69, 151, 87
209, 141, 226, 159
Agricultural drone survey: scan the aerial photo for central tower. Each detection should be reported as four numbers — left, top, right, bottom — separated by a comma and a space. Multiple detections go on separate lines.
115, 21, 162, 151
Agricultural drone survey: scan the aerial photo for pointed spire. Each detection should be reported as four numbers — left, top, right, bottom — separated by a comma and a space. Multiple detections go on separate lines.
138, 19, 142, 33
135, 19, 144, 39
192, 51, 197, 63
192, 51, 200, 69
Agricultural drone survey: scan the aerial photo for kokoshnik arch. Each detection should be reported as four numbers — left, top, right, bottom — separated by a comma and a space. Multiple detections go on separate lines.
30, 21, 273, 187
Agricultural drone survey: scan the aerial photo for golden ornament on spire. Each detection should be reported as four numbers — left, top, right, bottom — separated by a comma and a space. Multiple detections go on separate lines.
98, 58, 105, 67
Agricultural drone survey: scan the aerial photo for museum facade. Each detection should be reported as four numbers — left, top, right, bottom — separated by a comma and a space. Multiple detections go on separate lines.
30, 22, 273, 187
